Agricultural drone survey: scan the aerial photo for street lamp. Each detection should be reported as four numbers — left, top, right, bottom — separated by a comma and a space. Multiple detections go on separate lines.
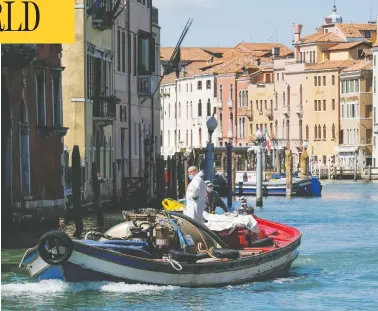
303, 140, 308, 150
204, 114, 218, 183
255, 128, 263, 142
206, 115, 218, 143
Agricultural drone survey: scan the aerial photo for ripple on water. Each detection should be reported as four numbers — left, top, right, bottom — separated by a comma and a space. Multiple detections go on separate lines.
1, 182, 378, 311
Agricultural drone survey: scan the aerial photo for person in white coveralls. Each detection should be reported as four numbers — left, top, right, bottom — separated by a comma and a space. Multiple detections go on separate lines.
184, 166, 206, 224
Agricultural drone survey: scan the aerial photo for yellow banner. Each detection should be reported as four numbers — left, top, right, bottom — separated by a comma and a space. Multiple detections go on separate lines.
0, 0, 74, 43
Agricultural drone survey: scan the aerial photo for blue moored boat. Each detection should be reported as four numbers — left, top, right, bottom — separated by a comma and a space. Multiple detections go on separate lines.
234, 171, 322, 197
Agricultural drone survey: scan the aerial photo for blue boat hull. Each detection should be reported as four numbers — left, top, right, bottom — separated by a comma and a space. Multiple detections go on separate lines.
234, 177, 322, 197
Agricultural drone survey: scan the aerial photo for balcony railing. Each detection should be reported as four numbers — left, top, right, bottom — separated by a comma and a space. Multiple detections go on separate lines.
138, 75, 156, 95
265, 109, 273, 120
227, 99, 233, 109
374, 124, 378, 134
283, 105, 290, 117
152, 7, 159, 25
217, 100, 223, 109
93, 97, 116, 122
296, 104, 303, 117
2, 44, 37, 68
246, 109, 253, 119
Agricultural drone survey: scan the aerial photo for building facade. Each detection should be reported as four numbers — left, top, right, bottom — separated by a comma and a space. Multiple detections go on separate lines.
62, 0, 160, 200
338, 62, 373, 170
161, 70, 219, 156
372, 18, 378, 168
2, 44, 66, 220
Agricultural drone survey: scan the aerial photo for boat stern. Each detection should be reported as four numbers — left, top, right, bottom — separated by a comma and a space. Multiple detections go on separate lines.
19, 247, 65, 281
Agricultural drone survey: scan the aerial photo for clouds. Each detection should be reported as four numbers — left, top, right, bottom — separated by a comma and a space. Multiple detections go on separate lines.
153, 0, 216, 9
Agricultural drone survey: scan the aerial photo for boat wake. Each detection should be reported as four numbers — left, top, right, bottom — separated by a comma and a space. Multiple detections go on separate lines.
1, 280, 177, 297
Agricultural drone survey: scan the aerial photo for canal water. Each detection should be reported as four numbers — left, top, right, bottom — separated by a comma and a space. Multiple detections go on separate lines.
2, 182, 378, 311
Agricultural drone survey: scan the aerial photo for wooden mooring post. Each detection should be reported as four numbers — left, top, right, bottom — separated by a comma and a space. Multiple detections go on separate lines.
285, 150, 293, 198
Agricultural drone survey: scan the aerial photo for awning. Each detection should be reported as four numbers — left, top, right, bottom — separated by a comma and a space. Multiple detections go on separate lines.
334, 146, 359, 153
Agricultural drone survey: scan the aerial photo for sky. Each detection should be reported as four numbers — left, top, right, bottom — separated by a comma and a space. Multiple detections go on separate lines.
153, 0, 377, 48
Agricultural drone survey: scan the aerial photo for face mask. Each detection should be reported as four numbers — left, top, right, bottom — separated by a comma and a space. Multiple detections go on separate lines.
188, 175, 194, 181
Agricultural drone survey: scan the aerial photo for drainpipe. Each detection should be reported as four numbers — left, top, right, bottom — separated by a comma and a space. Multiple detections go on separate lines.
83, 2, 88, 194
150, 5, 155, 197
127, 0, 132, 176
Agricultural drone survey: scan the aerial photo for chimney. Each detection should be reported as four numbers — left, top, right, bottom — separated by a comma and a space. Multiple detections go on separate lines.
293, 24, 303, 43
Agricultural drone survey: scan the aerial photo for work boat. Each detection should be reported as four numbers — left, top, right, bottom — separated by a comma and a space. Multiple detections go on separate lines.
234, 171, 322, 197
20, 208, 302, 287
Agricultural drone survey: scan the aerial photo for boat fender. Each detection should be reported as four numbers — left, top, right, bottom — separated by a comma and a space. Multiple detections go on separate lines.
211, 248, 240, 260
167, 212, 227, 248
249, 237, 274, 247
37, 231, 74, 266
168, 249, 208, 264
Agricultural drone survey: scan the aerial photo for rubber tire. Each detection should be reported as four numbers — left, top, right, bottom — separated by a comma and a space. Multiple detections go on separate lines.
167, 212, 227, 248
37, 231, 74, 266
249, 237, 274, 247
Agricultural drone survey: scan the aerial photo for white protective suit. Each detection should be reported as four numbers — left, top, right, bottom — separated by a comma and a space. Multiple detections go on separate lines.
184, 171, 206, 224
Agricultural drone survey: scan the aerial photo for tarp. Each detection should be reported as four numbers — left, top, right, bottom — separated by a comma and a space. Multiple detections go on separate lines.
203, 211, 259, 234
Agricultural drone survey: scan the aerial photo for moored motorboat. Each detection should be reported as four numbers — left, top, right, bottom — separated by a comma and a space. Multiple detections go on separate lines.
234, 171, 322, 197
19, 209, 302, 287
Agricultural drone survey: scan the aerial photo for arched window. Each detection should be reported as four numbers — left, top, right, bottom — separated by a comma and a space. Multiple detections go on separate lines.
275, 91, 278, 110
207, 99, 211, 116
190, 101, 192, 118
299, 84, 303, 107
299, 119, 303, 140
332, 123, 336, 139
318, 125, 321, 139
323, 125, 327, 139
178, 129, 181, 141
275, 120, 278, 138
287, 85, 291, 106
230, 112, 234, 137
168, 103, 171, 118
286, 119, 290, 139
283, 91, 286, 107
178, 102, 181, 118
199, 128, 202, 146
230, 84, 234, 100
219, 84, 223, 101
238, 117, 242, 138
238, 91, 242, 107
220, 113, 223, 135
245, 91, 248, 107
198, 100, 202, 117
306, 125, 309, 140
243, 117, 245, 138
314, 125, 317, 139
190, 129, 193, 146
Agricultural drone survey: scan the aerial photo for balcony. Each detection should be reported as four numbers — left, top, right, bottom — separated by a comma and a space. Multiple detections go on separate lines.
2, 44, 37, 68
227, 99, 233, 109
374, 124, 378, 134
294, 139, 302, 149
265, 109, 273, 120
93, 97, 116, 126
152, 7, 159, 25
192, 118, 196, 126
296, 104, 303, 117
283, 105, 290, 117
197, 117, 202, 125
217, 100, 223, 109
137, 75, 156, 96
246, 109, 253, 119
